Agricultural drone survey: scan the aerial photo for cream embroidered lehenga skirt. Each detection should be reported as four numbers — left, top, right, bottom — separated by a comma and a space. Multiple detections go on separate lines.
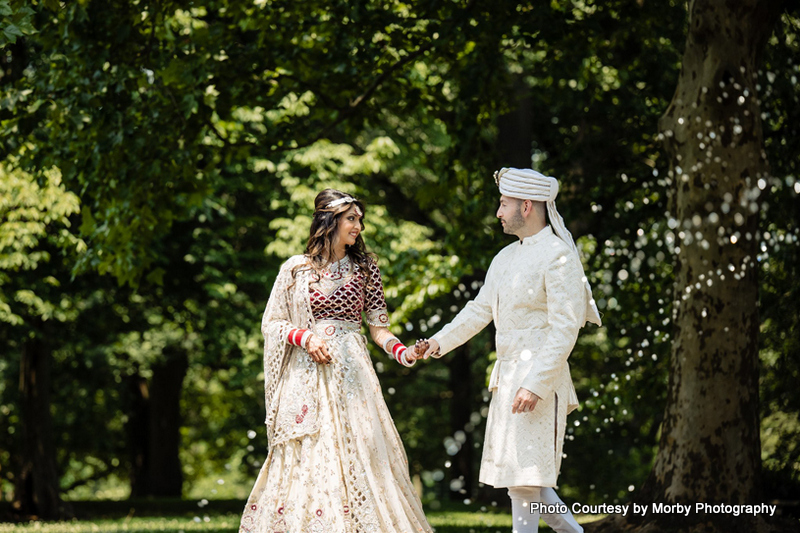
240, 321, 432, 533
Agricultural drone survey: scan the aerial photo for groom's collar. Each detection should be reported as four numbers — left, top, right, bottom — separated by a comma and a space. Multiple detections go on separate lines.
519, 225, 553, 246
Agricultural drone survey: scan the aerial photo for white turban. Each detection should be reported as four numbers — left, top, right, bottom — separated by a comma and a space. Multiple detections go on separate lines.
494, 167, 602, 326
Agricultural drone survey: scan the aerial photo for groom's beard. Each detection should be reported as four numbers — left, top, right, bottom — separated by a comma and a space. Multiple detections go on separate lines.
502, 210, 525, 235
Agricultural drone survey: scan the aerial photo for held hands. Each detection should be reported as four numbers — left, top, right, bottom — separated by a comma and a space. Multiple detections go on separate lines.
408, 339, 426, 363
306, 334, 332, 364
413, 338, 440, 360
409, 338, 540, 413
511, 388, 541, 414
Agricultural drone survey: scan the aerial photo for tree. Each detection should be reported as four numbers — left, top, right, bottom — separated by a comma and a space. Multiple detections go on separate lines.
591, 1, 792, 531
1, 0, 471, 502
0, 165, 80, 519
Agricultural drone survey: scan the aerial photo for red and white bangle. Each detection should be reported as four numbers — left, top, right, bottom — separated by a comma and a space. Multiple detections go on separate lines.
391, 341, 415, 368
287, 328, 312, 349
382, 336, 399, 353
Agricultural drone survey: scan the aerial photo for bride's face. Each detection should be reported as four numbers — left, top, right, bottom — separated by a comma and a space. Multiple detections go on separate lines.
333, 205, 363, 249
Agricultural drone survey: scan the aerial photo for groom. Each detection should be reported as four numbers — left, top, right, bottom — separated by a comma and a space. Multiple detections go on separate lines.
415, 168, 601, 533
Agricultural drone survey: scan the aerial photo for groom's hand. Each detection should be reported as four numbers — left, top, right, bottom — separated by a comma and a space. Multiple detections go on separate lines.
511, 388, 541, 414
421, 338, 440, 360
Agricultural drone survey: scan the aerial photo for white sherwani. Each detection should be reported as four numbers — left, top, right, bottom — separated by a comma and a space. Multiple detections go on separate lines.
432, 226, 593, 488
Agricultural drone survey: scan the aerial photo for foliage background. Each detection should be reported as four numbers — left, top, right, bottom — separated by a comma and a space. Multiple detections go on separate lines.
1, 0, 798, 514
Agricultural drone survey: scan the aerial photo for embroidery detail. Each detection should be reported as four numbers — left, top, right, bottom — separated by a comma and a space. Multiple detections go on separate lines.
310, 259, 388, 325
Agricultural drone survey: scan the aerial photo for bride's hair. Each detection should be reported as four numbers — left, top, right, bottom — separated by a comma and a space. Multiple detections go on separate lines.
293, 189, 376, 288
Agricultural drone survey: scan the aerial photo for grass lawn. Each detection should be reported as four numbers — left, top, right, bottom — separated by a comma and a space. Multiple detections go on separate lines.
0, 500, 603, 532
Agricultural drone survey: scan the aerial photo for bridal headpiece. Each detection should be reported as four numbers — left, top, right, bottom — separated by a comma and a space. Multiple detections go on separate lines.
326, 196, 355, 209
325, 195, 361, 217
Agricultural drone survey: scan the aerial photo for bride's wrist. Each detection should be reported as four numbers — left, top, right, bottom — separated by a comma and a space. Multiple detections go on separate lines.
382, 336, 399, 353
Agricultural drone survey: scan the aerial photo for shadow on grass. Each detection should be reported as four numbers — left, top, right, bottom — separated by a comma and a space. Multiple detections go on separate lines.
0, 499, 546, 532
73, 498, 246, 519
0, 498, 244, 521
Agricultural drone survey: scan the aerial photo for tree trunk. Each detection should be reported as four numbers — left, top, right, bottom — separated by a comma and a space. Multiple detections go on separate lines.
146, 349, 188, 497
126, 370, 150, 498
496, 81, 534, 169
15, 336, 73, 519
128, 350, 188, 498
589, 1, 786, 531
447, 344, 474, 500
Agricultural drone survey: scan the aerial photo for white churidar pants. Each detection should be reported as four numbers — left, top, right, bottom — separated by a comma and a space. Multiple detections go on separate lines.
508, 486, 583, 533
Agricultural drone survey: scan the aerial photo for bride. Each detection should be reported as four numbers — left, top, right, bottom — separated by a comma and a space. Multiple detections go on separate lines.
239, 189, 432, 533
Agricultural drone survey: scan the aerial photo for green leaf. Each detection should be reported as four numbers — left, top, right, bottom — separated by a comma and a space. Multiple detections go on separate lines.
3, 23, 22, 41
145, 267, 165, 286
80, 208, 96, 235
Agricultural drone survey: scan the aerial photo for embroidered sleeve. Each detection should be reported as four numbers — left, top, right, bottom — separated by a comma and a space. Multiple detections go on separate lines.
431, 258, 497, 357
364, 260, 390, 327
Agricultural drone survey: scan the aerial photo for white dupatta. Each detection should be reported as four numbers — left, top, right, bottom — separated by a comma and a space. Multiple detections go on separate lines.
261, 255, 322, 447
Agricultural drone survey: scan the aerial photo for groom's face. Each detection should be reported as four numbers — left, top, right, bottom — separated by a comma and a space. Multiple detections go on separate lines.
496, 195, 525, 236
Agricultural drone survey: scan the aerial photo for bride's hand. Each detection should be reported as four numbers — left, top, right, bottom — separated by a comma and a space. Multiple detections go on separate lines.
306, 334, 332, 364
403, 343, 417, 363
413, 339, 429, 359
390, 339, 415, 365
